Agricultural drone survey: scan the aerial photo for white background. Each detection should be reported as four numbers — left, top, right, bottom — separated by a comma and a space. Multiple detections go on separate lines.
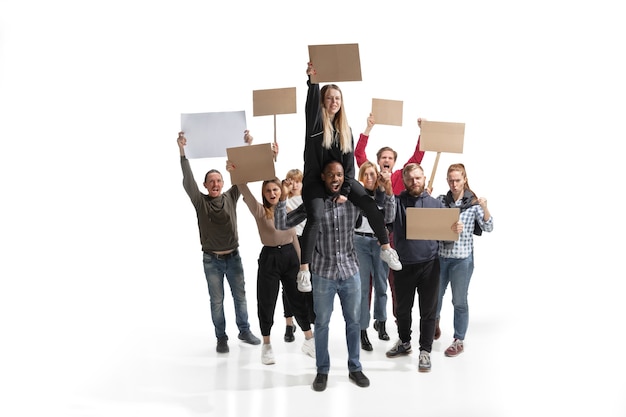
1, 1, 624, 416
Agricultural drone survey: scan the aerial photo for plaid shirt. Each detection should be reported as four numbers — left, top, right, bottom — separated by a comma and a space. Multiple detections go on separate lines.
275, 198, 360, 280
436, 195, 494, 259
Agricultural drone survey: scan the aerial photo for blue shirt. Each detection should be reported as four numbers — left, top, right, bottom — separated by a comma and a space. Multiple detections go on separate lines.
436, 195, 494, 259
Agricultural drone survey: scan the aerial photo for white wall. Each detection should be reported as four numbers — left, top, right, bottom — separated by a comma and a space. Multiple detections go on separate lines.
1, 0, 624, 415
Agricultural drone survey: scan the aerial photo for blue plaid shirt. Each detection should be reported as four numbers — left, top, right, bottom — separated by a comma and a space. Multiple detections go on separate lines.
436, 195, 494, 258
275, 199, 360, 280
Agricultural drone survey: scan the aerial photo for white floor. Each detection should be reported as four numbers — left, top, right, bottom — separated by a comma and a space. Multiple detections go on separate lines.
16, 270, 620, 417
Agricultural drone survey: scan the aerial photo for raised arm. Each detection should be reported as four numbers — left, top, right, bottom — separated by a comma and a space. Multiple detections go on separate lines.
404, 117, 426, 167
178, 132, 203, 203
355, 113, 375, 167
305, 62, 322, 138
274, 200, 307, 230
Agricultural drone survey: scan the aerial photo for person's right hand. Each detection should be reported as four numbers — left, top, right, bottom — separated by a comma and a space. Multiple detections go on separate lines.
367, 113, 375, 129
280, 179, 292, 201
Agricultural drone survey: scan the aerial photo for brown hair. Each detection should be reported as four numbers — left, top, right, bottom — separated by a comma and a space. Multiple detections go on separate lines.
376, 147, 397, 162
447, 163, 478, 203
261, 178, 282, 219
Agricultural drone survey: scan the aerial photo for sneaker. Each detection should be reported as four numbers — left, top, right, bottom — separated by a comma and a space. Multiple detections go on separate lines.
216, 336, 229, 353
297, 270, 312, 292
348, 370, 370, 387
261, 344, 275, 365
444, 339, 464, 357
380, 248, 402, 271
302, 337, 316, 358
284, 323, 296, 343
238, 331, 261, 345
386, 340, 412, 357
312, 373, 328, 392
418, 350, 431, 372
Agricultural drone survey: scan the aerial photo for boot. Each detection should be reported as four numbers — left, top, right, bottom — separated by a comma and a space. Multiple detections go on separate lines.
373, 320, 390, 341
284, 324, 296, 343
434, 318, 441, 340
360, 330, 373, 351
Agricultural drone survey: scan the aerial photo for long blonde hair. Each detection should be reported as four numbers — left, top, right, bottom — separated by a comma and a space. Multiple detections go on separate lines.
320, 84, 352, 154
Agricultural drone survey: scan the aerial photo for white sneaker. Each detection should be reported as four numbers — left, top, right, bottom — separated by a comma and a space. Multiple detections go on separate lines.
261, 343, 275, 365
302, 337, 316, 358
297, 270, 312, 292
380, 248, 402, 271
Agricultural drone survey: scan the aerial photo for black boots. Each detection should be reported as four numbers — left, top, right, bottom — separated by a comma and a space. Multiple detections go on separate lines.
284, 324, 296, 342
373, 320, 390, 341
360, 330, 373, 351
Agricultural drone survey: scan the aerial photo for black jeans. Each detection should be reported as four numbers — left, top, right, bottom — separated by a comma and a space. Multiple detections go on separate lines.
393, 258, 440, 353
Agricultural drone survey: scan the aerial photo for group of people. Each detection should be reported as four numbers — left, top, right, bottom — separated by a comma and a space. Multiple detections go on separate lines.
177, 62, 494, 391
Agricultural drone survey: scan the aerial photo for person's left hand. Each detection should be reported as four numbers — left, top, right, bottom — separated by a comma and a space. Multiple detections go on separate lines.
225, 160, 235, 172
478, 197, 488, 210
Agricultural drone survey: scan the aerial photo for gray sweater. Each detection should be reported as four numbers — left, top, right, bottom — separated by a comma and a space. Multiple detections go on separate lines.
181, 156, 240, 253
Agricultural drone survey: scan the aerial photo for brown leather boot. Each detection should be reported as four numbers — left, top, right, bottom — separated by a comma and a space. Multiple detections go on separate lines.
434, 318, 441, 340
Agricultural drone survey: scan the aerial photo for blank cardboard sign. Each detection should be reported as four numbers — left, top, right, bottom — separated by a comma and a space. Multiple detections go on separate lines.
226, 143, 276, 184
308, 43, 362, 83
372, 98, 403, 126
419, 121, 465, 153
406, 208, 460, 241
252, 87, 297, 116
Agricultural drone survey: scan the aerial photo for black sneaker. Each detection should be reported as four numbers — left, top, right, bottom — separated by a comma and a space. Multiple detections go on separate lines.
238, 331, 261, 345
386, 340, 412, 357
312, 373, 328, 392
284, 324, 296, 343
348, 371, 370, 387
216, 336, 229, 353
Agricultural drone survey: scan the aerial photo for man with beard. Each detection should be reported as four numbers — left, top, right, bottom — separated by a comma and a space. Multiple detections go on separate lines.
385, 163, 462, 373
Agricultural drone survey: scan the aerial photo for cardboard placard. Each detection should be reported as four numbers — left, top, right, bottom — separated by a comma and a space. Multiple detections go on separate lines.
308, 43, 362, 83
419, 121, 465, 153
372, 98, 403, 126
226, 143, 276, 184
180, 111, 247, 159
253, 87, 297, 116
406, 207, 460, 241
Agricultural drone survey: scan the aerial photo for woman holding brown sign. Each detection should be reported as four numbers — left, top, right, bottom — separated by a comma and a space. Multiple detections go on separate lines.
294, 62, 402, 294
434, 163, 493, 357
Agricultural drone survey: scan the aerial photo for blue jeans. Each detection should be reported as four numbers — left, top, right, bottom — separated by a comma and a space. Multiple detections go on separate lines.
202, 251, 251, 339
354, 235, 389, 328
436, 254, 474, 340
312, 272, 362, 374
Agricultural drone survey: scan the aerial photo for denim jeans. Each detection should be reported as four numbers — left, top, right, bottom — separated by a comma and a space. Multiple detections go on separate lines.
354, 235, 389, 328
202, 251, 251, 339
436, 253, 474, 340
312, 272, 362, 374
